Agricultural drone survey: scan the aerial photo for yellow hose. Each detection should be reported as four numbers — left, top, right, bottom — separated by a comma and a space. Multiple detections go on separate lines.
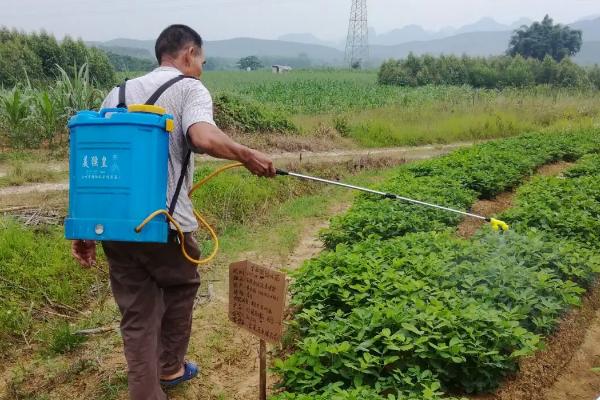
135, 162, 244, 266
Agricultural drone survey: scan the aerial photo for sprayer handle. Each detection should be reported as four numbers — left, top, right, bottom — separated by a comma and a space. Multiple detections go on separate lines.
99, 108, 127, 118
276, 169, 289, 176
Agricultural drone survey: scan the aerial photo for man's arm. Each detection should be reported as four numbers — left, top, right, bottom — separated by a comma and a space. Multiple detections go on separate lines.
187, 122, 275, 177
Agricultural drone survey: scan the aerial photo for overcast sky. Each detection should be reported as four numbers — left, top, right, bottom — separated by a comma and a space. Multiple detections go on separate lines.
1, 0, 598, 42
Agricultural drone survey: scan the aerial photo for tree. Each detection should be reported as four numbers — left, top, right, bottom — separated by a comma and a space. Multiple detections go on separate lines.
505, 55, 535, 87
238, 56, 263, 71
555, 58, 590, 88
87, 47, 116, 87
536, 55, 559, 84
0, 37, 43, 86
508, 15, 582, 61
27, 31, 64, 79
588, 65, 600, 90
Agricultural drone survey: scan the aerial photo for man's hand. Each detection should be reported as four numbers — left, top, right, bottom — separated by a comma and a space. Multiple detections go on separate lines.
240, 149, 276, 177
71, 240, 97, 268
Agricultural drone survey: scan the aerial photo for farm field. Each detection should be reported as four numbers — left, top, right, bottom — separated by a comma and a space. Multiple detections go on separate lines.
1, 43, 600, 400
202, 70, 600, 147
4, 69, 600, 159
2, 7, 600, 400
271, 129, 600, 399
1, 128, 600, 400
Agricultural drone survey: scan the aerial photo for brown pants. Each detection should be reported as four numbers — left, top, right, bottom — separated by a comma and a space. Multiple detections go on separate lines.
102, 233, 201, 400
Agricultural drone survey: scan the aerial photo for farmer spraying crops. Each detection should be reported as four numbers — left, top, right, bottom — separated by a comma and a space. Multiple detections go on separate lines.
70, 24, 276, 400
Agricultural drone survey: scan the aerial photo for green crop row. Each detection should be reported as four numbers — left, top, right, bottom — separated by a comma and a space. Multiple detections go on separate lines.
502, 173, 600, 247
321, 130, 600, 248
272, 130, 600, 399
563, 153, 600, 178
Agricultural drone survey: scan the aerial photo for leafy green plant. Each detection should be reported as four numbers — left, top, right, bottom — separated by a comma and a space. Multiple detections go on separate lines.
32, 90, 66, 148
333, 116, 352, 137
502, 174, 600, 247
54, 63, 103, 115
564, 153, 600, 178
0, 87, 32, 148
274, 131, 600, 399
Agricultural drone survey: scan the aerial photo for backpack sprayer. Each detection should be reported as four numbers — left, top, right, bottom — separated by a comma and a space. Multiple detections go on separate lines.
65, 76, 509, 267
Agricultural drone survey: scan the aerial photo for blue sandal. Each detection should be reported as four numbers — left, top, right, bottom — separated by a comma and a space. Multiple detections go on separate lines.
160, 361, 199, 387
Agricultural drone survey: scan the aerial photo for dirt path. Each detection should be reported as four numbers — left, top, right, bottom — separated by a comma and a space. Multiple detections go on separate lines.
0, 182, 69, 196
284, 201, 350, 270
248, 141, 475, 166
544, 304, 600, 400
172, 200, 353, 400
0, 142, 474, 198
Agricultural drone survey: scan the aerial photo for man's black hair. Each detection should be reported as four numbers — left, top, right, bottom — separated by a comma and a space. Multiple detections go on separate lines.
155, 24, 203, 63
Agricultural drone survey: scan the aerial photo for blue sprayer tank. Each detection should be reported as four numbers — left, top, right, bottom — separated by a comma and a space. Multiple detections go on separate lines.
65, 106, 175, 243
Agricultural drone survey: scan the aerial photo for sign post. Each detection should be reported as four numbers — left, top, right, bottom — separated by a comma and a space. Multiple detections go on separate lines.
260, 339, 267, 400
229, 261, 287, 400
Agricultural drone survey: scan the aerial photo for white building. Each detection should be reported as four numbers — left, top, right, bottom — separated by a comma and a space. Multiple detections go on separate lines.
272, 65, 293, 74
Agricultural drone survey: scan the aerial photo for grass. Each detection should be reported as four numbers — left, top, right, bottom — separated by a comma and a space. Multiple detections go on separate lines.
44, 322, 87, 356
0, 159, 403, 400
294, 86, 600, 147
0, 218, 99, 355
0, 160, 66, 188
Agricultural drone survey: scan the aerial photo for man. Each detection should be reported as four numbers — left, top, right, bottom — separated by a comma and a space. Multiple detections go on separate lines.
71, 24, 276, 400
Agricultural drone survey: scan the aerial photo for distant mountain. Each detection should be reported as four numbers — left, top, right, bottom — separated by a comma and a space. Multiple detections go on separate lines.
510, 18, 534, 29
286, 16, 597, 48
373, 25, 434, 46
570, 17, 600, 41
574, 41, 600, 65
94, 17, 600, 67
89, 43, 154, 60
370, 17, 533, 46
370, 31, 513, 62
101, 38, 154, 53
576, 14, 600, 22
455, 17, 508, 34
206, 38, 343, 63
93, 37, 344, 65
277, 33, 337, 48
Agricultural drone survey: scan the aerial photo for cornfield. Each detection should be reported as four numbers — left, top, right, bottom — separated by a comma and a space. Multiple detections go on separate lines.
0, 64, 104, 149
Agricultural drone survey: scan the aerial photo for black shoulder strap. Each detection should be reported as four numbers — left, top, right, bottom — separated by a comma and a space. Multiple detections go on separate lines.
145, 74, 198, 217
117, 80, 127, 108
168, 149, 192, 217
145, 75, 198, 106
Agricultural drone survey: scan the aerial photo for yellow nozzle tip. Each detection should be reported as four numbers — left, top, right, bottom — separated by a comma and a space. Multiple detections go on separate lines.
490, 218, 509, 232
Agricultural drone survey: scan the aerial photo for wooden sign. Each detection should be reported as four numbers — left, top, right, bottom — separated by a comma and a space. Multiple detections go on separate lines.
228, 260, 287, 344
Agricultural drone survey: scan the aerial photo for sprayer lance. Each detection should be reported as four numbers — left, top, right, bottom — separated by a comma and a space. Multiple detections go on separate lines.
275, 169, 509, 232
